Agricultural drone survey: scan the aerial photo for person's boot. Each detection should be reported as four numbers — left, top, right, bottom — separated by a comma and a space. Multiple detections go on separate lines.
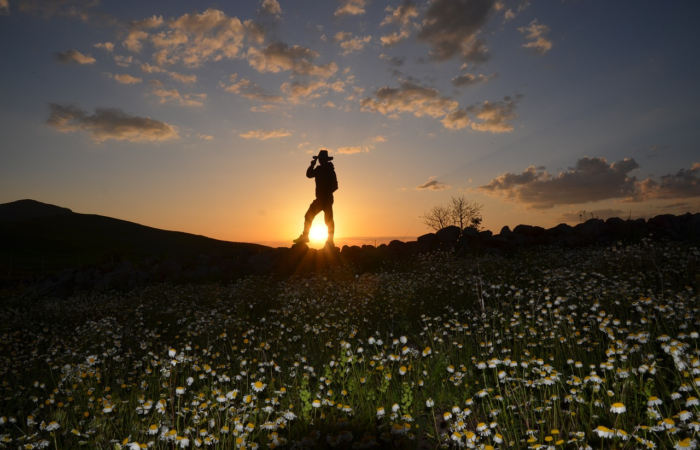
293, 234, 309, 244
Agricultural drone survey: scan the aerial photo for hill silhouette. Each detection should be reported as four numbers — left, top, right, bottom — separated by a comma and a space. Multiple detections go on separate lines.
0, 199, 269, 281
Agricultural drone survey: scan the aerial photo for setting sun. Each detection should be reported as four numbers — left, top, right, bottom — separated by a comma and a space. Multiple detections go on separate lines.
308, 224, 328, 244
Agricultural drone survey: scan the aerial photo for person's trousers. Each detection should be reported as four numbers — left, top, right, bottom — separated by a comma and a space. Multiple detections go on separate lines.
303, 196, 334, 239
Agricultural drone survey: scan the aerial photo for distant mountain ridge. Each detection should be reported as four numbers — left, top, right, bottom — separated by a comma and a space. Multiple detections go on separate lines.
0, 199, 73, 222
0, 199, 269, 281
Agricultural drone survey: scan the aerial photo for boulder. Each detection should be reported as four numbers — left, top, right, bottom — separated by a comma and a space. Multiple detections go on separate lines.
388, 240, 406, 251
499, 226, 513, 237
436, 226, 460, 243
513, 224, 545, 237
461, 227, 480, 238
417, 233, 437, 244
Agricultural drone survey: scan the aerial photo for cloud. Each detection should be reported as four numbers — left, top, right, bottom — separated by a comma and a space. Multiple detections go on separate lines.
46, 103, 178, 143
360, 80, 459, 119
379, 1, 418, 47
197, 133, 214, 140
114, 55, 133, 67
441, 109, 470, 130
518, 19, 552, 54
416, 0, 495, 62
239, 128, 292, 140
335, 0, 366, 17
630, 163, 700, 202
361, 80, 521, 132
416, 179, 450, 190
123, 15, 164, 52
168, 71, 197, 84
467, 95, 521, 133
451, 72, 497, 87
141, 63, 197, 84
141, 63, 164, 73
152, 87, 206, 106
369, 135, 386, 143
94, 42, 114, 52
381, 1, 419, 27
324, 101, 336, 108
503, 1, 530, 22
379, 30, 411, 48
280, 80, 336, 101
114, 74, 142, 84
336, 34, 372, 56
380, 54, 406, 67
223, 74, 284, 103
17, 0, 111, 23
478, 157, 640, 209
336, 146, 370, 155
124, 9, 262, 68
247, 42, 338, 78
54, 49, 96, 65
260, 0, 282, 16
0, 0, 8, 14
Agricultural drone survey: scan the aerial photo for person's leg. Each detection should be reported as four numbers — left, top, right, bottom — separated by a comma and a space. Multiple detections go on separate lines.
303, 199, 323, 236
323, 197, 334, 243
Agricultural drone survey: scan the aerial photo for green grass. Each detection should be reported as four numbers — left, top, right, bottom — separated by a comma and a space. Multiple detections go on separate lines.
1, 239, 699, 449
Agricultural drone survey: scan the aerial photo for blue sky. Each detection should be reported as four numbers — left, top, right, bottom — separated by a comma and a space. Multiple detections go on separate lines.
1, 0, 699, 247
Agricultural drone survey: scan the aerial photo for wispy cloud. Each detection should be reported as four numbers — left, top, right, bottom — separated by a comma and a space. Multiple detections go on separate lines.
335, 33, 372, 56
55, 49, 96, 65
416, 179, 450, 190
467, 95, 522, 133
94, 42, 114, 52
247, 42, 338, 78
519, 19, 553, 54
416, 0, 495, 62
451, 72, 497, 87
120, 9, 264, 69
239, 128, 292, 140
46, 103, 178, 143
223, 74, 284, 103
151, 87, 206, 107
336, 146, 369, 154
113, 74, 142, 84
379, 1, 418, 47
360, 80, 459, 119
334, 0, 366, 17
361, 81, 521, 132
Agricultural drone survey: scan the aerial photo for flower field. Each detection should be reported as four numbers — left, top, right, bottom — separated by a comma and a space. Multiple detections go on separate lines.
1, 240, 699, 449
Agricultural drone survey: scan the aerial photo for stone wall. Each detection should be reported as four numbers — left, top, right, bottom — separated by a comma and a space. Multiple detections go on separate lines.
17, 213, 700, 299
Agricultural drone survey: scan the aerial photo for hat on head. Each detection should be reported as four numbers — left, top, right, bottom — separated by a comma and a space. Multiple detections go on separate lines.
313, 149, 333, 161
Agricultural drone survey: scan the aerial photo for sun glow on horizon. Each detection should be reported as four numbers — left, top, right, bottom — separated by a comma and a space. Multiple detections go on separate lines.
308, 223, 328, 243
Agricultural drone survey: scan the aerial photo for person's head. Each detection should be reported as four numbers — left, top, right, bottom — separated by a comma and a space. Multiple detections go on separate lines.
314, 149, 333, 166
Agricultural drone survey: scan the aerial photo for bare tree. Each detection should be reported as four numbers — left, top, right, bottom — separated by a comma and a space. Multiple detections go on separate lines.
421, 196, 483, 232
450, 195, 483, 230
421, 203, 452, 232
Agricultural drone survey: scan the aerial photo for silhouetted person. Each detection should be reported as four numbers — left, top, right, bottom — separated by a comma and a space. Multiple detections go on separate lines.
293, 150, 338, 247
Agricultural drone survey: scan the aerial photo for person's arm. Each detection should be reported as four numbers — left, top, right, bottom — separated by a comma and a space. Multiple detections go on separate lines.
306, 159, 317, 178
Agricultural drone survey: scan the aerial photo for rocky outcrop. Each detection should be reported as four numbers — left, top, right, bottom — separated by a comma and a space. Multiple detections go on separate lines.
16, 213, 700, 299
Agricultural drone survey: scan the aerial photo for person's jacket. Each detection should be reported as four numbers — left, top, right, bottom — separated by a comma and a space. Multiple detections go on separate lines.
307, 162, 338, 199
